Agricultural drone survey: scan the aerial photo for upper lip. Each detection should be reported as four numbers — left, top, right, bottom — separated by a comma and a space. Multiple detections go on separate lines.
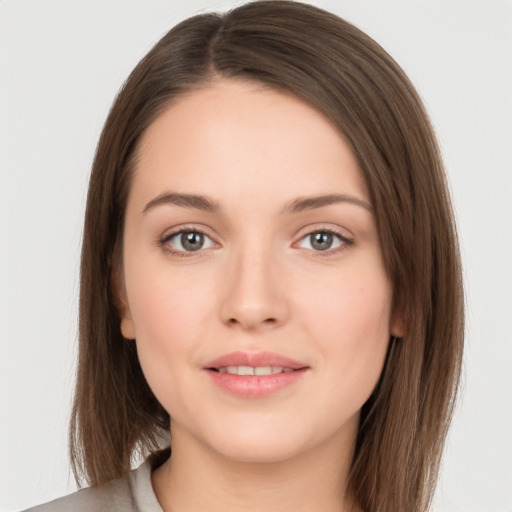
204, 351, 307, 370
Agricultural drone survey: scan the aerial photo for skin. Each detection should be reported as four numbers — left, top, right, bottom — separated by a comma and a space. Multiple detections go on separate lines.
118, 79, 403, 512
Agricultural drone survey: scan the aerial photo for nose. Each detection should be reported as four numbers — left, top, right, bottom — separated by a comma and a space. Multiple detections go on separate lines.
219, 246, 290, 331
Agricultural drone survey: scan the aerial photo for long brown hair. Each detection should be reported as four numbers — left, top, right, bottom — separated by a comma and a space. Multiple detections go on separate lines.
70, 2, 464, 511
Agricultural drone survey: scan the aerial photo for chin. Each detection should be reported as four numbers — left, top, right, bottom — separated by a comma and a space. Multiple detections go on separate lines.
194, 416, 326, 465
214, 436, 306, 464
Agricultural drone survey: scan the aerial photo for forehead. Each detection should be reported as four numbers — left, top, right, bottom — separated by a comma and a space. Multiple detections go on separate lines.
130, 79, 367, 210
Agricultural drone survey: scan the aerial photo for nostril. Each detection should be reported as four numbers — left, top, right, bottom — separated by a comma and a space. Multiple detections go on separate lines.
224, 308, 283, 329
227, 317, 276, 327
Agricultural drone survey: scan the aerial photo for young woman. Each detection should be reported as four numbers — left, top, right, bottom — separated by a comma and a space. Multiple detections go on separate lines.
25, 1, 464, 511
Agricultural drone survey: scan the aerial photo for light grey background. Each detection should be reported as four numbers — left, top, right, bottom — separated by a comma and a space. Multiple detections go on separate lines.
1, 1, 511, 511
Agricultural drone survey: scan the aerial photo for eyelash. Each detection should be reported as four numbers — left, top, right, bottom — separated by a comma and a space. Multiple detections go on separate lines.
159, 227, 214, 258
295, 228, 354, 257
158, 227, 353, 258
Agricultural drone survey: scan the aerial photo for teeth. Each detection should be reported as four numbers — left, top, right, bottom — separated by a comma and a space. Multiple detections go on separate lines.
219, 366, 291, 376
237, 365, 254, 376
256, 366, 284, 375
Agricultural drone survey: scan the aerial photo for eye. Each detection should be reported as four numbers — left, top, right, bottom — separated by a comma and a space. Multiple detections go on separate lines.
296, 229, 350, 252
163, 230, 216, 253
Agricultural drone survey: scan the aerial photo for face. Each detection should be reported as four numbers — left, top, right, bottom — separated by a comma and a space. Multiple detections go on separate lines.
119, 79, 401, 464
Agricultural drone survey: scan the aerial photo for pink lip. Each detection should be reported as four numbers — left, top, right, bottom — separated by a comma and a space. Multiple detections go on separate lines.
204, 351, 306, 370
204, 351, 309, 398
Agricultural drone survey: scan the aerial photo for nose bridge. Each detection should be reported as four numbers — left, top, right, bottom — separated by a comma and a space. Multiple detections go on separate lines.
219, 234, 288, 329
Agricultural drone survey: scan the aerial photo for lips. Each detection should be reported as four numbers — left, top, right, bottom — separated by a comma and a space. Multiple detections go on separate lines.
205, 351, 307, 370
216, 365, 295, 375
204, 351, 309, 398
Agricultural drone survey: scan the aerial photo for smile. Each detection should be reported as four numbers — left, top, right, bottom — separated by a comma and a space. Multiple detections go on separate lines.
204, 352, 309, 398
213, 366, 295, 376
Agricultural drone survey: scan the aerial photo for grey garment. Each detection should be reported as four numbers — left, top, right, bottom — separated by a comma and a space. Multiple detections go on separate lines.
23, 458, 164, 512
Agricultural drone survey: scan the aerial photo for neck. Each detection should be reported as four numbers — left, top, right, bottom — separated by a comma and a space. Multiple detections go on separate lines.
152, 423, 360, 512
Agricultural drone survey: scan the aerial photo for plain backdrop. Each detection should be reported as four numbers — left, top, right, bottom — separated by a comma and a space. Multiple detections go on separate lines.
1, 1, 511, 511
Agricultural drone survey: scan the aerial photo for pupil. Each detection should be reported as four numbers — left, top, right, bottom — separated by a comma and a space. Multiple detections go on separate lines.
181, 232, 204, 251
311, 232, 332, 251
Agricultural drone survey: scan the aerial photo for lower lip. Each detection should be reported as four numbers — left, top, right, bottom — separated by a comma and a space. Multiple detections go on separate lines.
206, 369, 308, 398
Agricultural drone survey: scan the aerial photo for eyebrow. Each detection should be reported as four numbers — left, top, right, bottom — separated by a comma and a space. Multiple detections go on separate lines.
143, 192, 219, 214
281, 194, 372, 214
142, 192, 371, 215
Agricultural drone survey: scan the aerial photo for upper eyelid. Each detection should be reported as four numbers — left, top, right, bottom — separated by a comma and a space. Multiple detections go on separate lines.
161, 224, 216, 240
294, 223, 353, 241
295, 228, 352, 246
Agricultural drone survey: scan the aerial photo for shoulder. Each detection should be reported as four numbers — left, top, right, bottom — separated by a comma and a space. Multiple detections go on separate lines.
22, 476, 133, 512
21, 451, 168, 512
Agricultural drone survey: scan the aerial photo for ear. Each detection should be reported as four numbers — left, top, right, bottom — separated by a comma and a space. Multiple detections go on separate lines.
120, 304, 136, 340
390, 310, 406, 339
111, 265, 136, 340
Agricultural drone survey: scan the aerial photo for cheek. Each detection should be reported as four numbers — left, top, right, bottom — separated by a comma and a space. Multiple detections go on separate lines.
124, 268, 212, 412
299, 262, 392, 396
123, 258, 226, 390
300, 259, 392, 339
126, 262, 213, 341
